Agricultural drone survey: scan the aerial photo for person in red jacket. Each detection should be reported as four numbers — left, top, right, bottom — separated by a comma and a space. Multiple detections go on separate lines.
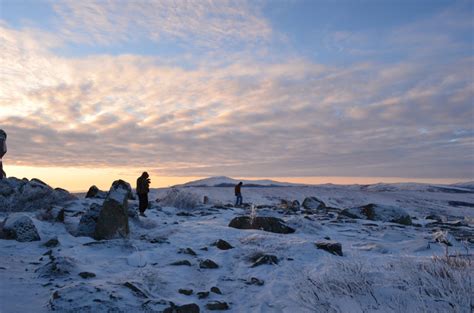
234, 182, 243, 206
136, 172, 150, 217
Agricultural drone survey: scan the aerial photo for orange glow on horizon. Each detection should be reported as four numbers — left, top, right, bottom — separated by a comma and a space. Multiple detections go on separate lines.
4, 165, 468, 192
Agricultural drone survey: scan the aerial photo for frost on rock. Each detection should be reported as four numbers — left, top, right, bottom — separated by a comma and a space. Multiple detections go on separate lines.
76, 203, 102, 237
94, 179, 131, 240
340, 203, 412, 225
2, 213, 40, 242
302, 196, 326, 212
0, 177, 76, 212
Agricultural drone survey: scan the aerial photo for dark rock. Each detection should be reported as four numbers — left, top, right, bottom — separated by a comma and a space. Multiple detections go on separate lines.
197, 291, 209, 299
199, 259, 219, 269
340, 203, 412, 225
179, 289, 193, 296
85, 185, 107, 199
206, 301, 229, 310
250, 254, 279, 267
163, 303, 200, 313
315, 241, 343, 256
78, 272, 96, 279
123, 281, 148, 298
178, 248, 197, 256
228, 216, 295, 234
203, 196, 209, 204
213, 239, 234, 250
2, 213, 40, 242
170, 260, 192, 266
302, 197, 326, 212
425, 214, 443, 222
210, 287, 222, 294
76, 203, 101, 237
43, 238, 60, 248
177, 212, 195, 217
94, 180, 131, 240
36, 207, 65, 223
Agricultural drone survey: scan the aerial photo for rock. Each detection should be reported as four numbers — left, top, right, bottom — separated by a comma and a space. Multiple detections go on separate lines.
210, 287, 222, 294
340, 204, 412, 225
302, 197, 326, 212
315, 241, 343, 256
179, 289, 193, 295
85, 185, 107, 199
206, 301, 229, 310
203, 196, 209, 204
199, 259, 219, 269
36, 256, 75, 278
163, 303, 200, 313
426, 214, 443, 222
43, 237, 60, 248
197, 291, 209, 299
128, 206, 139, 219
250, 254, 279, 267
36, 207, 65, 223
94, 180, 131, 240
123, 281, 148, 298
178, 248, 197, 256
2, 213, 40, 242
170, 260, 192, 266
0, 177, 76, 212
213, 239, 233, 250
245, 277, 264, 286
78, 272, 96, 279
228, 216, 295, 234
280, 199, 300, 212
76, 203, 101, 237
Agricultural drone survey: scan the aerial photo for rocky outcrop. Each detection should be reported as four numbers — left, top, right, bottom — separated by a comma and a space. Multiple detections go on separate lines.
2, 213, 40, 242
340, 203, 412, 225
199, 259, 219, 269
76, 203, 101, 237
302, 197, 326, 212
315, 241, 343, 256
94, 180, 131, 240
85, 185, 107, 199
212, 239, 233, 250
0, 177, 76, 212
229, 216, 295, 234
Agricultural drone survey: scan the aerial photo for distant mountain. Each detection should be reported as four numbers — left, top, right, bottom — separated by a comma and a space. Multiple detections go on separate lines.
450, 181, 474, 190
175, 176, 303, 188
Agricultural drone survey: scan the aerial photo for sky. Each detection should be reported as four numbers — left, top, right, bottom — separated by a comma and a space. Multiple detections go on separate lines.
0, 0, 473, 191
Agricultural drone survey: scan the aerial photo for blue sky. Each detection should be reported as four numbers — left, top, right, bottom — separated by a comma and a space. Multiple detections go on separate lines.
0, 0, 473, 188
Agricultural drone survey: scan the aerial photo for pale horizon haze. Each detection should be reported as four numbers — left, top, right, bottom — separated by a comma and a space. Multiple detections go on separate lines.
1, 0, 473, 191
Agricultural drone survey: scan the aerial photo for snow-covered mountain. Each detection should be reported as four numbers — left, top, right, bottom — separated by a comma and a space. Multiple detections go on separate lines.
176, 176, 303, 187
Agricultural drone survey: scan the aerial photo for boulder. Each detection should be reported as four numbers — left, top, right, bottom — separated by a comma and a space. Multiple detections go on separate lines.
85, 185, 107, 199
2, 213, 40, 242
163, 303, 200, 313
0, 177, 76, 212
210, 287, 222, 294
199, 259, 219, 269
179, 289, 193, 296
340, 203, 412, 225
76, 203, 101, 237
228, 216, 295, 234
170, 260, 192, 266
43, 237, 60, 248
315, 241, 343, 256
197, 291, 209, 299
302, 197, 326, 212
206, 301, 229, 311
94, 180, 131, 240
78, 272, 96, 279
36, 207, 65, 223
213, 239, 233, 250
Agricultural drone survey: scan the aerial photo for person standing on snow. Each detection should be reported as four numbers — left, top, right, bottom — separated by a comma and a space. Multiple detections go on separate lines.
0, 130, 7, 179
136, 172, 151, 217
235, 181, 243, 206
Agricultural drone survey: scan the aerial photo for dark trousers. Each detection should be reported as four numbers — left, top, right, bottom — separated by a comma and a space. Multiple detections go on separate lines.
0, 161, 4, 179
235, 193, 242, 206
138, 193, 148, 213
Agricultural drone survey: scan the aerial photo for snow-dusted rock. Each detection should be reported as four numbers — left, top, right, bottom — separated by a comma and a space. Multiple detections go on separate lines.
315, 241, 343, 256
2, 213, 40, 242
229, 216, 295, 234
85, 185, 107, 199
340, 203, 412, 225
302, 196, 326, 212
76, 203, 101, 237
94, 180, 130, 240
0, 177, 76, 212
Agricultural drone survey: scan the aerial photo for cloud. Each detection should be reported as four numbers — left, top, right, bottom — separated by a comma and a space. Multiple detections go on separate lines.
51, 0, 272, 48
1, 3, 473, 180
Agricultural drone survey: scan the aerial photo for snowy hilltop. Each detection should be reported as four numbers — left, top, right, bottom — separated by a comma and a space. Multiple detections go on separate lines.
0, 176, 473, 313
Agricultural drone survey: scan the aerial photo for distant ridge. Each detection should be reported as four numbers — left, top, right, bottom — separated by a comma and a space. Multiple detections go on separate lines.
174, 176, 303, 188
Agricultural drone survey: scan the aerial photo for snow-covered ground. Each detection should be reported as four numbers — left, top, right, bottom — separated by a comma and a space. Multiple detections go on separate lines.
1, 177, 473, 313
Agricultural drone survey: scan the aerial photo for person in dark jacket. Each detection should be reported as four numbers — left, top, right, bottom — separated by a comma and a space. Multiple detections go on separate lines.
235, 182, 243, 206
136, 172, 150, 216
0, 129, 7, 179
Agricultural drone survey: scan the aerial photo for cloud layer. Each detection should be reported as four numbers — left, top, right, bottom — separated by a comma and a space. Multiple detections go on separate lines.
1, 1, 473, 180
